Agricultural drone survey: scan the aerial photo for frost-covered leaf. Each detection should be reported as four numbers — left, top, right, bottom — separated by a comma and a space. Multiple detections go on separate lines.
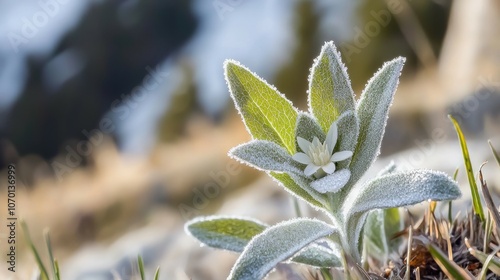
291, 243, 342, 268
295, 112, 325, 146
228, 218, 336, 280
349, 58, 405, 185
229, 140, 302, 175
270, 172, 325, 209
225, 61, 298, 154
310, 169, 351, 194
364, 208, 402, 260
343, 170, 461, 218
376, 161, 398, 177
309, 41, 355, 132
186, 216, 340, 268
186, 216, 267, 252
335, 110, 359, 170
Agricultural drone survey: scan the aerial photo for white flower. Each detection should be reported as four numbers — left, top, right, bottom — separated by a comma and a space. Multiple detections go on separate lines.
292, 121, 353, 178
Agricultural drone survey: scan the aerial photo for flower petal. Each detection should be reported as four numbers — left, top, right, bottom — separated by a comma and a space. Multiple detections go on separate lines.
322, 162, 336, 174
325, 122, 338, 155
297, 137, 311, 153
312, 137, 321, 147
310, 169, 351, 194
304, 164, 321, 177
331, 151, 353, 162
292, 153, 312, 165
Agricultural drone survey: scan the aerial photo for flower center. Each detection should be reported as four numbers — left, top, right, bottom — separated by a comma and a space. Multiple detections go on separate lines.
307, 142, 331, 166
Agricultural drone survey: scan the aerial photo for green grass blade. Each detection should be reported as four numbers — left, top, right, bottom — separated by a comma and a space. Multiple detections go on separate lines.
489, 140, 500, 168
44, 229, 60, 280
21, 221, 49, 280
479, 165, 500, 234
137, 255, 146, 280
320, 268, 332, 280
54, 259, 61, 280
449, 168, 459, 223
469, 246, 500, 276
449, 115, 485, 221
427, 241, 473, 280
153, 267, 160, 280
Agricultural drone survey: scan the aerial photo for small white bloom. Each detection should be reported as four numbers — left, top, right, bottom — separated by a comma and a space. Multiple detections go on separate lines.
292, 121, 353, 178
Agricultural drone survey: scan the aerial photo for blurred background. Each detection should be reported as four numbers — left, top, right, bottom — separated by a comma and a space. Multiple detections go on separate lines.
0, 0, 499, 279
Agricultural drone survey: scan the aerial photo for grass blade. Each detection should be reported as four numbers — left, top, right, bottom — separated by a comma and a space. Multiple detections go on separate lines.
426, 240, 473, 280
466, 239, 500, 276
21, 221, 49, 280
54, 259, 61, 280
153, 267, 160, 280
449, 168, 459, 223
489, 140, 500, 168
479, 247, 500, 279
44, 229, 60, 280
449, 115, 485, 221
479, 164, 500, 232
405, 226, 413, 280
137, 255, 146, 280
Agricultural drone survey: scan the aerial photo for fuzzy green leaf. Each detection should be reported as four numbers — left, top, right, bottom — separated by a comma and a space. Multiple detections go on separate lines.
229, 140, 302, 175
271, 172, 326, 208
291, 243, 342, 268
228, 218, 336, 280
310, 169, 351, 194
449, 115, 485, 221
344, 170, 461, 218
335, 110, 359, 170
186, 216, 267, 252
309, 41, 355, 132
377, 161, 398, 177
364, 208, 402, 260
225, 60, 298, 154
186, 216, 340, 268
350, 58, 405, 186
295, 112, 326, 145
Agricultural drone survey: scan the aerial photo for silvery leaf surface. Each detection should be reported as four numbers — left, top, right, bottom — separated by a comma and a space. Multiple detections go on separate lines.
229, 140, 302, 175
270, 172, 325, 209
349, 58, 405, 186
291, 243, 342, 268
225, 60, 298, 154
186, 216, 340, 267
295, 112, 325, 145
343, 169, 461, 219
228, 218, 337, 280
310, 169, 351, 194
364, 208, 402, 261
335, 110, 359, 170
185, 216, 267, 252
308, 41, 356, 132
